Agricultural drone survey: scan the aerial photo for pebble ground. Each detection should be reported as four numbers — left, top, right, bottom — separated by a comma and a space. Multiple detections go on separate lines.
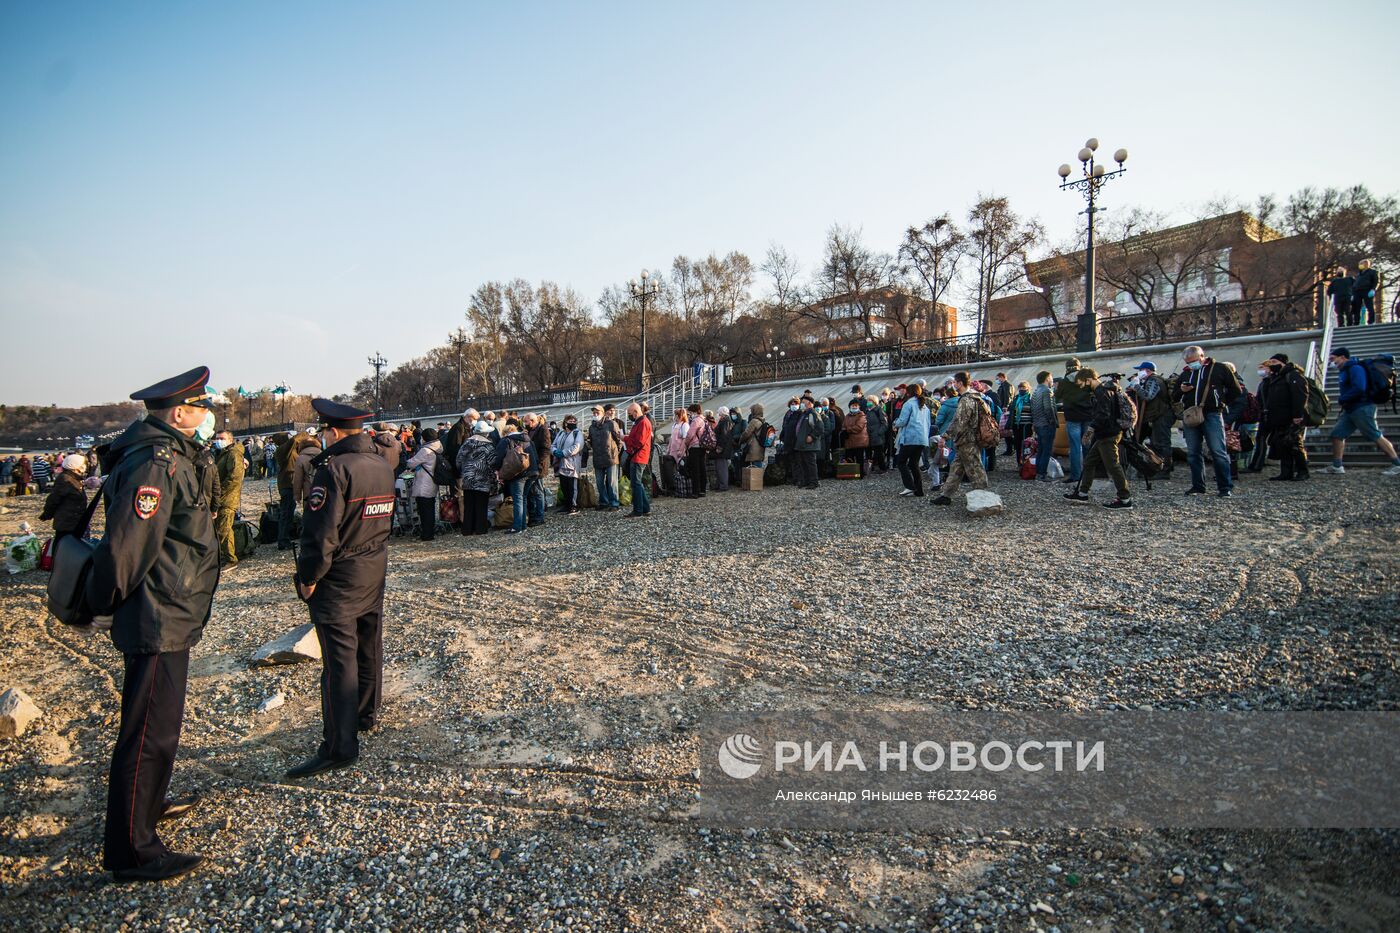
1, 464, 1397, 932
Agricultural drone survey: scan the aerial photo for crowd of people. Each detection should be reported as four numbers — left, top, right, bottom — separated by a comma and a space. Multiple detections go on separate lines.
10, 344, 1399, 559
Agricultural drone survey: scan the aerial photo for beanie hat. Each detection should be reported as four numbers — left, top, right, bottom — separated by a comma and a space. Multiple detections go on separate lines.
62, 454, 87, 472
1269, 353, 1289, 365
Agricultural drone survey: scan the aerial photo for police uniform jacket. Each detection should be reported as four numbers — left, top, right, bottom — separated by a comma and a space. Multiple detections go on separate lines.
87, 417, 220, 654
296, 431, 394, 615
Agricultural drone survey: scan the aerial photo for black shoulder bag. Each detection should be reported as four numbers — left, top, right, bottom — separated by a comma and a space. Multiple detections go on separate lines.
46, 483, 106, 626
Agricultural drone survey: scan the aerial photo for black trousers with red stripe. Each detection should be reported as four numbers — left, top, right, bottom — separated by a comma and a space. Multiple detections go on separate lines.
104, 649, 189, 870
310, 608, 383, 761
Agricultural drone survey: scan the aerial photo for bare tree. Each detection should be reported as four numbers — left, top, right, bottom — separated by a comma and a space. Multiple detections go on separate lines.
816, 225, 894, 341
966, 196, 1043, 349
897, 214, 967, 340
759, 244, 803, 321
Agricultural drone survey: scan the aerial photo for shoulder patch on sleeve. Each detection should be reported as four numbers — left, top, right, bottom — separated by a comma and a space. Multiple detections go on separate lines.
308, 486, 327, 511
134, 485, 161, 520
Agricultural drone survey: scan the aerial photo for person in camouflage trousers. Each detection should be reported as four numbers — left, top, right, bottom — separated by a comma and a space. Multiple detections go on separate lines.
213, 430, 245, 565
933, 372, 990, 506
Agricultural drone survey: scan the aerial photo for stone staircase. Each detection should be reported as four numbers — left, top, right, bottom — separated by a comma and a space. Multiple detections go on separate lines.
1304, 322, 1400, 467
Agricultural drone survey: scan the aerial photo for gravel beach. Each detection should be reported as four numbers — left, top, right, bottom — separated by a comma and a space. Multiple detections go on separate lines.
1, 465, 1397, 932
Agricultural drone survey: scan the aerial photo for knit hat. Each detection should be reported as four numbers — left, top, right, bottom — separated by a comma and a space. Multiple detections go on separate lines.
62, 454, 87, 472
1269, 353, 1290, 365
473, 420, 493, 435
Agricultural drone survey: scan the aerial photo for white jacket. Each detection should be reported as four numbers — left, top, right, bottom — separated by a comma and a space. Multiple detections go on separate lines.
553, 428, 584, 478
407, 440, 443, 498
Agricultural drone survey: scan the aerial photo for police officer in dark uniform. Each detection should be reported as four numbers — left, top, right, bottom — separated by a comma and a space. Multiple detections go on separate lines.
87, 366, 221, 882
287, 399, 395, 778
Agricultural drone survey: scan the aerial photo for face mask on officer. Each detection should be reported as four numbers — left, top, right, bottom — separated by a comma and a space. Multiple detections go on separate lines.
190, 408, 216, 443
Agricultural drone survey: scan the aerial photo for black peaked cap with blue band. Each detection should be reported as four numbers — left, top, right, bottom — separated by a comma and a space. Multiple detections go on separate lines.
130, 366, 214, 409
312, 398, 374, 429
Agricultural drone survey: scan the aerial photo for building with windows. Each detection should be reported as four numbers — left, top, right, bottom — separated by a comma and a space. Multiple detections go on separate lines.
792, 288, 957, 348
987, 211, 1318, 332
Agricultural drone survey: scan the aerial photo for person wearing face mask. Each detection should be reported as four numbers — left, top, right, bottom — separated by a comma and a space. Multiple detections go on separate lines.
623, 402, 653, 517
841, 399, 869, 477
792, 397, 824, 489
1174, 345, 1241, 497
1257, 354, 1309, 481
85, 367, 222, 882
289, 399, 395, 780
864, 396, 888, 473
211, 431, 246, 566
779, 397, 803, 472
551, 416, 585, 515
1131, 362, 1174, 478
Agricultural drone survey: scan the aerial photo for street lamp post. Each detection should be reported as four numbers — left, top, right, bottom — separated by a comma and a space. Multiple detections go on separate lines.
368, 352, 387, 416
449, 327, 468, 406
1057, 138, 1128, 352
628, 271, 662, 391
274, 383, 290, 425
765, 346, 786, 381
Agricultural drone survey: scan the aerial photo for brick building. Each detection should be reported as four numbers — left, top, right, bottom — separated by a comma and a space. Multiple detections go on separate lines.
987, 211, 1318, 332
792, 288, 957, 348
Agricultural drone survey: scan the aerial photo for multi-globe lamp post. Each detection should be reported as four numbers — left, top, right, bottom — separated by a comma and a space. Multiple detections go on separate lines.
628, 271, 662, 391
765, 345, 786, 381
1057, 138, 1128, 352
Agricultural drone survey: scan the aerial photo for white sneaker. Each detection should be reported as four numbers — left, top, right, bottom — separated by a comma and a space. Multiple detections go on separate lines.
899, 488, 915, 496
1382, 464, 1400, 477
1324, 465, 1346, 474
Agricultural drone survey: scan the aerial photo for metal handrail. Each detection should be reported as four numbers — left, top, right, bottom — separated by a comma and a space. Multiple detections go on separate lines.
1308, 306, 1337, 381
558, 365, 723, 428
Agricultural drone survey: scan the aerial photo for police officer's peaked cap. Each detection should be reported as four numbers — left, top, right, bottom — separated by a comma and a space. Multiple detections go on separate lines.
313, 398, 374, 429
130, 366, 213, 409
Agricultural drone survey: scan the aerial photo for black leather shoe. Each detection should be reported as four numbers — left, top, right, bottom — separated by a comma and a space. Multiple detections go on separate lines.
358, 718, 376, 733
285, 754, 358, 780
111, 852, 204, 883
158, 795, 199, 823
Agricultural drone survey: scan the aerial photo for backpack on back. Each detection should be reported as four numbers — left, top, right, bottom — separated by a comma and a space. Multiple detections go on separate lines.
973, 397, 1000, 449
1113, 387, 1137, 434
499, 439, 532, 482
1239, 391, 1261, 425
1364, 355, 1395, 405
430, 450, 456, 487
696, 421, 718, 454
1302, 367, 1330, 427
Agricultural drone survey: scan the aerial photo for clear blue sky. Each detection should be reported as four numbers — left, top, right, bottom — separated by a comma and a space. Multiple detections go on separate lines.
2, 0, 1396, 407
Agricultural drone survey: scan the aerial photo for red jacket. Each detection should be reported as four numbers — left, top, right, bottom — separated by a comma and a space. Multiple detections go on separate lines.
624, 417, 653, 465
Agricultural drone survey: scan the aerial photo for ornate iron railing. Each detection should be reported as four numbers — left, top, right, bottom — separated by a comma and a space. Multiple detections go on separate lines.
723, 293, 1318, 387
1097, 293, 1316, 350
